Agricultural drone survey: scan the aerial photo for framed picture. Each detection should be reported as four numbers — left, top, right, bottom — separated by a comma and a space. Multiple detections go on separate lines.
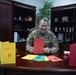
57, 33, 64, 42
65, 33, 71, 42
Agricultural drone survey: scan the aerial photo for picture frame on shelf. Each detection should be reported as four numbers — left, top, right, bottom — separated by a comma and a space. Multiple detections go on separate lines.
57, 33, 64, 42
65, 33, 71, 42
54, 18, 58, 23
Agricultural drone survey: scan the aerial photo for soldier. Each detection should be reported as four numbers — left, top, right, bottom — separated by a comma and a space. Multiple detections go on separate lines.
26, 18, 59, 54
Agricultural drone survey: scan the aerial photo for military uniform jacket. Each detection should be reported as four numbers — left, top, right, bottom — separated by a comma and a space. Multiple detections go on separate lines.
26, 29, 59, 53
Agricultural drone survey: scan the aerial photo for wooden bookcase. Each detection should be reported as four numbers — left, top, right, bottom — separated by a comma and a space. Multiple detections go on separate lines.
51, 4, 76, 52
13, 1, 36, 50
0, 0, 13, 42
0, 0, 36, 50
13, 1, 36, 43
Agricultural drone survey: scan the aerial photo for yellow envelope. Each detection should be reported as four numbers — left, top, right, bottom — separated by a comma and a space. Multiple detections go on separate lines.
21, 54, 38, 60
1, 42, 16, 64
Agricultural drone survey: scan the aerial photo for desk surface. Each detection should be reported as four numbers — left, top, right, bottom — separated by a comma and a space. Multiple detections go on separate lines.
0, 49, 76, 75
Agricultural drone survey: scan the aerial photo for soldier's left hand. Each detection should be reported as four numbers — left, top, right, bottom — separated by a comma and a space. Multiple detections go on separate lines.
43, 47, 50, 53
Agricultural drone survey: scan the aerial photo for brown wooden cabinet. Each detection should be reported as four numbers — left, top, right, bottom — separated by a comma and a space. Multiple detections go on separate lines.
13, 1, 36, 43
0, 0, 13, 42
51, 4, 76, 52
0, 0, 36, 50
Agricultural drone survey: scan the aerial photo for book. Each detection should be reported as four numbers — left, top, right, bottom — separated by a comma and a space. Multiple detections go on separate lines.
34, 38, 44, 54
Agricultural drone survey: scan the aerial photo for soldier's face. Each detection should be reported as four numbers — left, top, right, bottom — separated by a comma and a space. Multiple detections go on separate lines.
39, 20, 48, 33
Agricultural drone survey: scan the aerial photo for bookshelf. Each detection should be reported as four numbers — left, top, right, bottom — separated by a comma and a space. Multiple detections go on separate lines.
0, 0, 36, 50
51, 4, 76, 51
0, 0, 13, 42
13, 1, 36, 42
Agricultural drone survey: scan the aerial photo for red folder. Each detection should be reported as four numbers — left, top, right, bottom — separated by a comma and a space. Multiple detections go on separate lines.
34, 38, 44, 54
69, 43, 76, 66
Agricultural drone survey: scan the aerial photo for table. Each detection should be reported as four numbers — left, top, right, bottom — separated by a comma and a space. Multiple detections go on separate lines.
0, 49, 76, 75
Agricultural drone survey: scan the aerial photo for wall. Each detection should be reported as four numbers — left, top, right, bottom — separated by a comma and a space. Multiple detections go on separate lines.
47, 0, 76, 7
14, 0, 76, 27
15, 0, 76, 11
14, 0, 44, 13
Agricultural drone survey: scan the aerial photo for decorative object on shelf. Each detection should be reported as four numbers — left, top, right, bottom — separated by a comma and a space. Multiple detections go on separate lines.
55, 27, 58, 32
25, 16, 33, 21
14, 17, 17, 20
25, 17, 28, 21
62, 16, 69, 22
59, 27, 61, 32
19, 38, 26, 42
63, 27, 65, 32
28, 16, 33, 21
14, 25, 20, 30
66, 26, 69, 32
65, 33, 71, 42
54, 18, 58, 23
19, 16, 21, 20
69, 27, 72, 32
27, 28, 30, 31
72, 27, 74, 32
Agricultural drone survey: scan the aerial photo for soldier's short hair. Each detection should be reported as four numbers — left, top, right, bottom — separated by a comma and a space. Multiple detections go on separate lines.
39, 18, 48, 25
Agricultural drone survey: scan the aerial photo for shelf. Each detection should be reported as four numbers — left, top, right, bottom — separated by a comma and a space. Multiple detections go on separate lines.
51, 4, 76, 51
14, 30, 29, 32
14, 19, 33, 22
13, 1, 36, 43
51, 21, 75, 24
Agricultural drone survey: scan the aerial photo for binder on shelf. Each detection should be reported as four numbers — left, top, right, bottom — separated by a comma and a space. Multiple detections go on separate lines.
57, 33, 64, 42
69, 27, 72, 32
14, 32, 19, 42
63, 27, 65, 32
59, 27, 61, 32
55, 27, 58, 32
66, 27, 69, 32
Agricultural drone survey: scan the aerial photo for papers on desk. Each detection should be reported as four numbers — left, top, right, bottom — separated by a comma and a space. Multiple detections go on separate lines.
21, 54, 63, 62
21, 54, 38, 60
21, 54, 49, 61
33, 55, 49, 61
47, 55, 63, 62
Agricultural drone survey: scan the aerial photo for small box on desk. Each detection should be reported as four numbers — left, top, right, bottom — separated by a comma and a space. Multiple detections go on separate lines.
69, 43, 76, 66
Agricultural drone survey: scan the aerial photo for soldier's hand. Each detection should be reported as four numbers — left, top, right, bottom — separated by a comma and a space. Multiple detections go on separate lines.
29, 47, 34, 53
43, 47, 50, 53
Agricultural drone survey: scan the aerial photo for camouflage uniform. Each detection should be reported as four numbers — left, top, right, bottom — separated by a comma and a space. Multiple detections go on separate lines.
26, 29, 59, 53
